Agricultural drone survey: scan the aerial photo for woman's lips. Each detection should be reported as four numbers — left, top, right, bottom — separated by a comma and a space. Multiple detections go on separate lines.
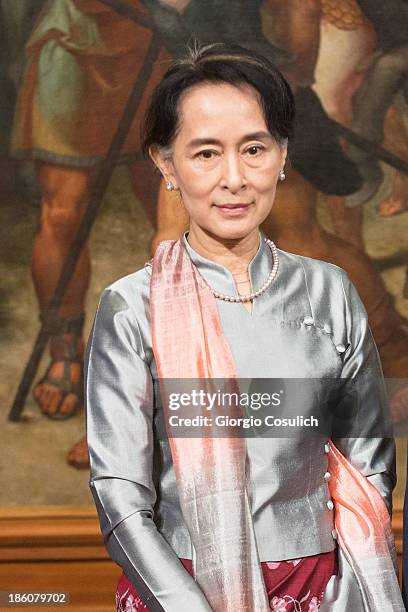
214, 203, 252, 216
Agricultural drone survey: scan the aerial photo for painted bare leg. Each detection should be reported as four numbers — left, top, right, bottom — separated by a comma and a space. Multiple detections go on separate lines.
128, 159, 162, 228
313, 14, 376, 126
389, 386, 408, 424
151, 178, 189, 256
312, 15, 375, 250
67, 436, 90, 470
325, 195, 365, 249
378, 172, 408, 218
378, 106, 408, 217
32, 163, 92, 419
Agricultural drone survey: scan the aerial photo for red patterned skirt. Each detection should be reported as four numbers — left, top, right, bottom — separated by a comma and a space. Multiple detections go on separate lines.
116, 550, 338, 611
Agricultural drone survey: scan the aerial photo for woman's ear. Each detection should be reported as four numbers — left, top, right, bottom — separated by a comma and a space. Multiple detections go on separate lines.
149, 144, 178, 189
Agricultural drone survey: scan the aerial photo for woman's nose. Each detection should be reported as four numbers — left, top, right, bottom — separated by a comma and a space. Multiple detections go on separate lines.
220, 154, 246, 192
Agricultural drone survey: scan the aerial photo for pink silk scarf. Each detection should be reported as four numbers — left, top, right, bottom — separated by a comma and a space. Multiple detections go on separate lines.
148, 238, 403, 611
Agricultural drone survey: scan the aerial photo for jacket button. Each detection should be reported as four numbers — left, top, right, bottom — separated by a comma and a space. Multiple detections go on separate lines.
327, 500, 334, 510
336, 344, 346, 353
324, 471, 331, 481
303, 316, 314, 325
324, 443, 330, 454
331, 529, 337, 539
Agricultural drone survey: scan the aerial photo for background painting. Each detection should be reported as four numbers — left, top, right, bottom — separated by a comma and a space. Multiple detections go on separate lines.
1, 0, 407, 510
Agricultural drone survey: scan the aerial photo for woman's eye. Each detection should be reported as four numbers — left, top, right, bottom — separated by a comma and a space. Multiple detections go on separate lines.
196, 150, 217, 160
246, 145, 265, 156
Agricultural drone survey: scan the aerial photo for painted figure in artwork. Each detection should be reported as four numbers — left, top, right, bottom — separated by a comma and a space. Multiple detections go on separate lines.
10, 1, 171, 460
313, 0, 408, 236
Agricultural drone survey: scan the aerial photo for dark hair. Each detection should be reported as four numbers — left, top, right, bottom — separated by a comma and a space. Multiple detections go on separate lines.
141, 41, 295, 159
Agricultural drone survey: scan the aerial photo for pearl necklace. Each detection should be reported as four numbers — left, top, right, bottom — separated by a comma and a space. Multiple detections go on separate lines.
211, 238, 279, 303
144, 238, 279, 302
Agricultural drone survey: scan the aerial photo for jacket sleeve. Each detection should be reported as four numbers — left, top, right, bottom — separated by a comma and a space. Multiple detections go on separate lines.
85, 287, 212, 612
331, 271, 396, 515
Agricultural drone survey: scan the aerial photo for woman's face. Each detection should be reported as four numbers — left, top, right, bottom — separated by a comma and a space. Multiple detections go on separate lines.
154, 82, 287, 242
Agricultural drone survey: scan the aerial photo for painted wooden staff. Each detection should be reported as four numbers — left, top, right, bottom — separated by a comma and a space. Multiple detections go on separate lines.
335, 123, 408, 175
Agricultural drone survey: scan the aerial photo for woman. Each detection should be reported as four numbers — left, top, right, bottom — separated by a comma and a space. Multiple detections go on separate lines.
85, 42, 403, 611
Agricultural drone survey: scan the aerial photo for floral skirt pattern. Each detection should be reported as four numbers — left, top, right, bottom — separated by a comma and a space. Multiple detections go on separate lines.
116, 550, 338, 612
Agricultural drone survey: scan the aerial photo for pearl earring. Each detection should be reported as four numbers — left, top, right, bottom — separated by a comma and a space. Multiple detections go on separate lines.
279, 170, 286, 181
165, 180, 173, 191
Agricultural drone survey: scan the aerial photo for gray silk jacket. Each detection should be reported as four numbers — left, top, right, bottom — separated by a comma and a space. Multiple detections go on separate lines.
85, 231, 396, 611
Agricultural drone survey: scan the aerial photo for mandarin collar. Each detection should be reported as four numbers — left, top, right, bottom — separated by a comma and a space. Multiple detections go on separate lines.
181, 230, 274, 297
